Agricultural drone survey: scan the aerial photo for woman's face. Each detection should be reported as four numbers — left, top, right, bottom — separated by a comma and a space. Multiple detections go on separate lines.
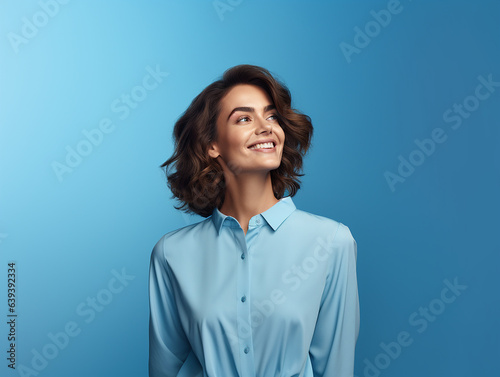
209, 84, 285, 175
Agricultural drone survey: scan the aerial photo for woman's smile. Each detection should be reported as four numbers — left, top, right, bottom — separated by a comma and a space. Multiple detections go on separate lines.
248, 144, 277, 152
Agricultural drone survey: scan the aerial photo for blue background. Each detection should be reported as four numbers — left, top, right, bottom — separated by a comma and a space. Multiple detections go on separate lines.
1, 0, 499, 376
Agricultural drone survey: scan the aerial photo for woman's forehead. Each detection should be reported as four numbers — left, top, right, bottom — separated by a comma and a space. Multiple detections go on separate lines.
220, 84, 272, 110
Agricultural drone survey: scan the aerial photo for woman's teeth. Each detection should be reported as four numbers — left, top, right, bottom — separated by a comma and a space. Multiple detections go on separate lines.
249, 142, 274, 149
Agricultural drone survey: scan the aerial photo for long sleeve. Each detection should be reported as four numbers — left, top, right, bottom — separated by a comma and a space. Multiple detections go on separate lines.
149, 237, 193, 377
308, 223, 360, 377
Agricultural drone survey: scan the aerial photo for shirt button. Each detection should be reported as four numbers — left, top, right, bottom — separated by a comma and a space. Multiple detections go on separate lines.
244, 347, 249, 354
256, 219, 261, 224
241, 296, 246, 302
241, 253, 245, 260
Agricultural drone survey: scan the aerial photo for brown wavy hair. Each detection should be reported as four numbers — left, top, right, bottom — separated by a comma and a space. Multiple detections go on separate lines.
161, 64, 313, 218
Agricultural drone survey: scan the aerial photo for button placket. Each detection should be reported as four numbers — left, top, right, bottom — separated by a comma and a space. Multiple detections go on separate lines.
235, 228, 256, 377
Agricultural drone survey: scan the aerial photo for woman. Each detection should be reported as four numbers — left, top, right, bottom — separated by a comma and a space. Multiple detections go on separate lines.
149, 64, 359, 377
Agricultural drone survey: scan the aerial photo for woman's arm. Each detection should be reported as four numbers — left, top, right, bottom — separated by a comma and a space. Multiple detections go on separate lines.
149, 237, 193, 377
308, 222, 360, 377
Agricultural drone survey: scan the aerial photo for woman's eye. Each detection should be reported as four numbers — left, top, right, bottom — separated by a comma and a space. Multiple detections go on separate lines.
236, 114, 278, 123
236, 116, 250, 123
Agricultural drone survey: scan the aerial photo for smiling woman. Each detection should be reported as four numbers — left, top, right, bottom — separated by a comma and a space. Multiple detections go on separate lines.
206, 83, 287, 231
149, 64, 360, 377
160, 64, 313, 220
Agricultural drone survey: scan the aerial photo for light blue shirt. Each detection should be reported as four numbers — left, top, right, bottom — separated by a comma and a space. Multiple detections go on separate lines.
149, 196, 359, 377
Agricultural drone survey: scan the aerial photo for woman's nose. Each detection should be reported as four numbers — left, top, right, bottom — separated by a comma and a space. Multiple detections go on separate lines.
255, 116, 273, 132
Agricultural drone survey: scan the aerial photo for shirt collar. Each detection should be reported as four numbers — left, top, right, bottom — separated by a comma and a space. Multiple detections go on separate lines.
211, 196, 296, 235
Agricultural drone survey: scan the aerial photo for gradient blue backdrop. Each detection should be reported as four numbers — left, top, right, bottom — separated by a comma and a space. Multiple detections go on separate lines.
1, 1, 499, 376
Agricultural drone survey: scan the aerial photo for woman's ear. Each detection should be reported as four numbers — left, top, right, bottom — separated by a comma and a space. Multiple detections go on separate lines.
208, 142, 220, 159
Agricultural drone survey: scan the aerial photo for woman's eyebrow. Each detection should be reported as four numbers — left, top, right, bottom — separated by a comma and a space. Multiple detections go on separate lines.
227, 104, 276, 121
